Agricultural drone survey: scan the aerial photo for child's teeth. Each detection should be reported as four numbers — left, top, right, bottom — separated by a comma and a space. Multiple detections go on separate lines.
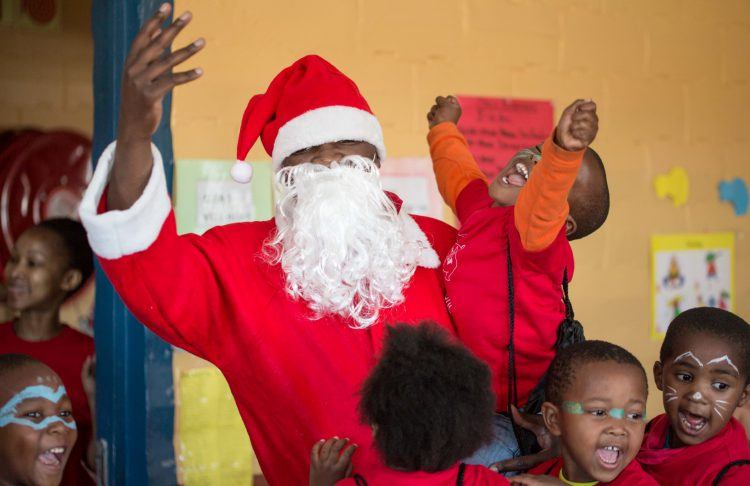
502, 176, 509, 184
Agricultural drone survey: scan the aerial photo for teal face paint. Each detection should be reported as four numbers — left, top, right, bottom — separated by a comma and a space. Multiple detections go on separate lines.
0, 385, 77, 430
563, 401, 584, 414
562, 401, 646, 421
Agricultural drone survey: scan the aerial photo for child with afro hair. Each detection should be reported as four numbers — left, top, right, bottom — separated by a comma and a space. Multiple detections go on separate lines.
309, 321, 510, 485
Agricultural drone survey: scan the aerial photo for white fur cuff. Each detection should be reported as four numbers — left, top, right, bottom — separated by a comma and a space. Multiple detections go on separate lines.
78, 141, 171, 260
400, 213, 440, 269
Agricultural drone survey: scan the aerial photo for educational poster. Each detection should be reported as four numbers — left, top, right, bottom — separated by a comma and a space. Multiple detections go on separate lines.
379, 157, 447, 221
457, 96, 554, 180
173, 351, 257, 485
651, 233, 734, 339
174, 159, 273, 235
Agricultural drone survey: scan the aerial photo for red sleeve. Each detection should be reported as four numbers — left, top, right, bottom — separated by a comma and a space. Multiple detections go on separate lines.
716, 464, 750, 485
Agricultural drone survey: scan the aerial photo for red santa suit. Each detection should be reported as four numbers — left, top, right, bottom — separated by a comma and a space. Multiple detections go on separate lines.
637, 414, 750, 485
79, 56, 457, 485
529, 456, 658, 485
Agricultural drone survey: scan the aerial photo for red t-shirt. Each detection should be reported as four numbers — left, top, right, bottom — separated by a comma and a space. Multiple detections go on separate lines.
529, 456, 657, 485
0, 322, 95, 486
443, 179, 573, 411
337, 463, 510, 485
637, 413, 750, 485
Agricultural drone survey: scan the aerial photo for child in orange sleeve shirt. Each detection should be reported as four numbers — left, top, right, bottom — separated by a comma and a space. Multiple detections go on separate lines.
426, 96, 609, 469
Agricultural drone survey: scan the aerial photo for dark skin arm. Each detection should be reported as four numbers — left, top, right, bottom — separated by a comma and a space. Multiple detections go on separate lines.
309, 437, 357, 486
107, 3, 204, 210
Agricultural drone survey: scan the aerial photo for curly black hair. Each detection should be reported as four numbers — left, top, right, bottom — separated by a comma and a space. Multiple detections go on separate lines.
358, 322, 496, 472
36, 218, 94, 296
545, 340, 647, 405
0, 353, 45, 377
660, 307, 750, 384
568, 148, 609, 241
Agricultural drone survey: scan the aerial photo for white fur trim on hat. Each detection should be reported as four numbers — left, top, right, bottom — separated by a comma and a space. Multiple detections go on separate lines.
78, 141, 171, 260
271, 105, 386, 171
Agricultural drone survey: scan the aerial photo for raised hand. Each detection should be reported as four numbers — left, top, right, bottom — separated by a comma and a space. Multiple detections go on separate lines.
118, 3, 204, 139
109, 3, 204, 211
309, 437, 357, 486
554, 99, 598, 152
427, 95, 462, 129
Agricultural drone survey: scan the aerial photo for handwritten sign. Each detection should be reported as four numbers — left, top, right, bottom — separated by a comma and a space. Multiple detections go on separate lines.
457, 96, 554, 179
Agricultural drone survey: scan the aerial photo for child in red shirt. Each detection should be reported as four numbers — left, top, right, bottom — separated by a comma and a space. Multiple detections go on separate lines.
513, 340, 657, 486
309, 322, 510, 485
1, 219, 96, 485
0, 354, 78, 486
426, 96, 608, 466
637, 307, 750, 485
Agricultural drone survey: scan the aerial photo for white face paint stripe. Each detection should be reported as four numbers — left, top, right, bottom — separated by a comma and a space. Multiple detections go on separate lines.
666, 396, 678, 402
707, 355, 740, 374
674, 351, 703, 367
713, 406, 725, 420
666, 386, 677, 393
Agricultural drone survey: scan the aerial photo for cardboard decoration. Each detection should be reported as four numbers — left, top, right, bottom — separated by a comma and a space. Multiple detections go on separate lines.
654, 167, 690, 207
718, 177, 748, 216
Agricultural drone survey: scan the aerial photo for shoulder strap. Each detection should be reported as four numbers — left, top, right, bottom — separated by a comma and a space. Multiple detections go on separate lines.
456, 463, 466, 486
712, 459, 750, 485
353, 474, 368, 486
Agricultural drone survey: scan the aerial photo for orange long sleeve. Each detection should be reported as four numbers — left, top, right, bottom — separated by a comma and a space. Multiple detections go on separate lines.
514, 136, 584, 252
427, 122, 487, 215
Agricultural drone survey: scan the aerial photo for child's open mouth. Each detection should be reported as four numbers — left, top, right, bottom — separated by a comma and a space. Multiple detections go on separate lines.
501, 162, 530, 187
38, 446, 66, 469
678, 410, 708, 435
595, 445, 622, 470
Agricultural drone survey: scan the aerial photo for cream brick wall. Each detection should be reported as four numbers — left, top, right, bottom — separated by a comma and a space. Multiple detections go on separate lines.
0, 0, 93, 134
175, 0, 750, 419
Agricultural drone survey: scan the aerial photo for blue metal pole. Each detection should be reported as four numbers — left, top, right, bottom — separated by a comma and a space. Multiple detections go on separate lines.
91, 1, 176, 484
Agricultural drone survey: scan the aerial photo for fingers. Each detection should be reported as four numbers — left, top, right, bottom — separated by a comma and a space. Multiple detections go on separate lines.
336, 443, 358, 469
126, 3, 171, 65
311, 439, 324, 465
143, 37, 205, 82
150, 68, 203, 98
492, 449, 554, 472
134, 10, 194, 72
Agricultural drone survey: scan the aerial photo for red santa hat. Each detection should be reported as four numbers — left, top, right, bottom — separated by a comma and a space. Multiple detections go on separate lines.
231, 55, 386, 183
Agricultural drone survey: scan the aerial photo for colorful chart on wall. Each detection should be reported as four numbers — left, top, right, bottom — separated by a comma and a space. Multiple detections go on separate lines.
457, 96, 554, 180
379, 157, 446, 221
651, 233, 734, 339
174, 159, 273, 235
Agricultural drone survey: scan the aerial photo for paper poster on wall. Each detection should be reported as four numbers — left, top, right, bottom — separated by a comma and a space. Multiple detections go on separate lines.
174, 159, 273, 235
457, 96, 554, 180
379, 157, 446, 221
173, 351, 256, 485
651, 233, 734, 339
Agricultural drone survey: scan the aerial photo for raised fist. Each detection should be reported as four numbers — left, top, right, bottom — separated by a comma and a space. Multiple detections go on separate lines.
554, 99, 598, 152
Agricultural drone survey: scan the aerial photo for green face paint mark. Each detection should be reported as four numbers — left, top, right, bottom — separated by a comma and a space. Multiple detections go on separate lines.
563, 401, 584, 414
609, 408, 625, 419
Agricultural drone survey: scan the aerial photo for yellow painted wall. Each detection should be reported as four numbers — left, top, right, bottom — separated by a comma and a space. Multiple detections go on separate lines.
173, 0, 750, 421
0, 0, 93, 134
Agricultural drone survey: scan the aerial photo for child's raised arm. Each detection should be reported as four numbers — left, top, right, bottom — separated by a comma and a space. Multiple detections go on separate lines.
426, 96, 488, 217
514, 100, 598, 252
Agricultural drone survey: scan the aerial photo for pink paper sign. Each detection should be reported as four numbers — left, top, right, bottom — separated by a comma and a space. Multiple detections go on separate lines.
457, 96, 554, 180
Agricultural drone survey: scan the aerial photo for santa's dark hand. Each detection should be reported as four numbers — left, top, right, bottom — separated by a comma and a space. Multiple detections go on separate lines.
118, 3, 204, 141
309, 437, 357, 486
554, 99, 598, 152
427, 95, 462, 129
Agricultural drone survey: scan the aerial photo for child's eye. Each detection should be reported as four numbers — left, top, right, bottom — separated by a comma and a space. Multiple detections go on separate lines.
627, 412, 645, 421
588, 409, 607, 417
59, 410, 72, 418
24, 411, 42, 420
712, 382, 729, 391
676, 372, 692, 382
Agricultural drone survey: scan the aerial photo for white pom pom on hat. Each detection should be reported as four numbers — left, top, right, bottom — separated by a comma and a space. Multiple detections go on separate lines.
230, 160, 253, 184
233, 54, 386, 183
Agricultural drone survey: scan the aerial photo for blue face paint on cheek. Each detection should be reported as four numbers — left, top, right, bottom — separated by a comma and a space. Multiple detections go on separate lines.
0, 385, 77, 430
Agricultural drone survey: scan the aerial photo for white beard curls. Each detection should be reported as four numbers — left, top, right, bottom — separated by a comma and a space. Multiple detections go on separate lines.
265, 156, 421, 328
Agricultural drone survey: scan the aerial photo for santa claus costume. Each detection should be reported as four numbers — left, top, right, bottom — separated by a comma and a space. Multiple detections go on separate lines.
79, 55, 456, 485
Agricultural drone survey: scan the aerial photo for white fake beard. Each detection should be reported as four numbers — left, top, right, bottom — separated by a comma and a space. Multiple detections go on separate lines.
265, 156, 421, 328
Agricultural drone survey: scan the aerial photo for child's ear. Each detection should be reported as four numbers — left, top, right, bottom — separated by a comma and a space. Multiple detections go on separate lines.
653, 362, 664, 391
60, 269, 82, 294
564, 215, 577, 238
738, 383, 750, 408
541, 402, 562, 437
